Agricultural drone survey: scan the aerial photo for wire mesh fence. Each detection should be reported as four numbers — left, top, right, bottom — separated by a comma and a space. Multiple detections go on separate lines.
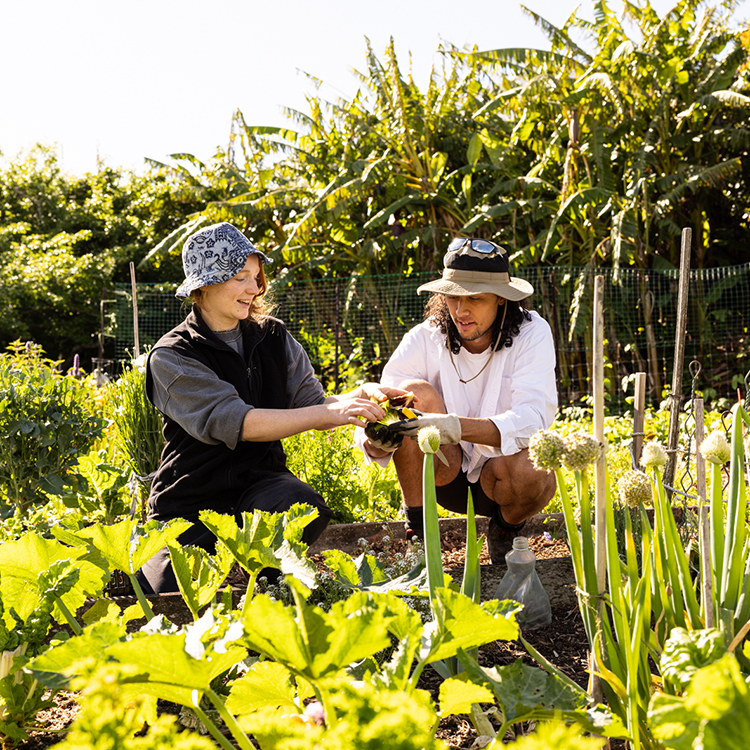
110, 264, 750, 411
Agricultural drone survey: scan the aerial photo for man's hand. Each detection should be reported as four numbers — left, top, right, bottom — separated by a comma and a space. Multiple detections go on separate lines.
389, 413, 462, 444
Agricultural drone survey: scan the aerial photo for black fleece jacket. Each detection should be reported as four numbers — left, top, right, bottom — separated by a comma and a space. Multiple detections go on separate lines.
145, 308, 290, 521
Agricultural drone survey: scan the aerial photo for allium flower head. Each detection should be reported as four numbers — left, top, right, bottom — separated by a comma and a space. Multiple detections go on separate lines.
617, 470, 652, 508
700, 430, 731, 465
529, 430, 566, 472
640, 441, 667, 469
562, 432, 602, 472
417, 425, 441, 454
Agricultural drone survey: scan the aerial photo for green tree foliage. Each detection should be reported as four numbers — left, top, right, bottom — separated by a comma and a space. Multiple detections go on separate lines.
470, 0, 750, 273
145, 0, 748, 286
0, 145, 206, 361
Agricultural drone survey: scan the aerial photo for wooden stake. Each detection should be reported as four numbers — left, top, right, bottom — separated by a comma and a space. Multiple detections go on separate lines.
695, 398, 714, 627
643, 291, 661, 400
664, 228, 692, 494
592, 275, 606, 704
633, 372, 647, 468
129, 262, 140, 360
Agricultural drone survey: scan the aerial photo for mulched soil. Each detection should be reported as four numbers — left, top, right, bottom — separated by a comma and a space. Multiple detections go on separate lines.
20, 533, 594, 750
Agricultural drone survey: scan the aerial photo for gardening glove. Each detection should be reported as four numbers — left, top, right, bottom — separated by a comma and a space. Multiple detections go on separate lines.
364, 420, 404, 454
389, 412, 462, 445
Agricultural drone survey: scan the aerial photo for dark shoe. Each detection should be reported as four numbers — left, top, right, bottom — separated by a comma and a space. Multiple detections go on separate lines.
487, 514, 526, 565
403, 505, 424, 542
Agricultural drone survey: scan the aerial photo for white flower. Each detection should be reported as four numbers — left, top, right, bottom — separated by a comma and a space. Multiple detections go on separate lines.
562, 432, 603, 472
529, 430, 566, 472
640, 442, 667, 469
700, 430, 731, 465
417, 426, 441, 454
617, 470, 653, 508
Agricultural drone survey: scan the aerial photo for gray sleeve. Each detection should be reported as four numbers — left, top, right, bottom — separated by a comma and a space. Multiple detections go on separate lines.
284, 334, 327, 408
148, 348, 250, 449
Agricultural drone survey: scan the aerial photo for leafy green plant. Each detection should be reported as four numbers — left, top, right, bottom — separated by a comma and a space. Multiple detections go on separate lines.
60, 449, 131, 524
52, 516, 192, 621
528, 401, 750, 749
649, 640, 750, 749
0, 342, 106, 517
0, 591, 56, 749
50, 663, 217, 750
282, 425, 400, 523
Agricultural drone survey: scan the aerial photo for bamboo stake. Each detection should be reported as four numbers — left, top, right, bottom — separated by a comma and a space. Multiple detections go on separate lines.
592, 275, 606, 705
694, 397, 714, 627
664, 228, 692, 495
129, 261, 140, 360
643, 291, 661, 400
633, 372, 647, 468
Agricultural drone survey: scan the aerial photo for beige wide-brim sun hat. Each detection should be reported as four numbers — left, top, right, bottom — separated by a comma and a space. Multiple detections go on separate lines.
417, 238, 534, 302
417, 270, 533, 300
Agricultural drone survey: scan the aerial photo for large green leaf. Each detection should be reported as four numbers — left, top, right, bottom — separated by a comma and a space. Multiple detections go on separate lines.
438, 674, 494, 716
649, 654, 750, 750
419, 588, 520, 664
26, 621, 127, 689
240, 583, 397, 682
199, 507, 317, 588
225, 661, 299, 716
167, 542, 234, 621
104, 631, 247, 706
0, 533, 106, 622
457, 650, 625, 737
56, 517, 192, 575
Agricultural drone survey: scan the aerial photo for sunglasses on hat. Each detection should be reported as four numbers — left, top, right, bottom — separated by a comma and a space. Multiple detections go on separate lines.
447, 237, 504, 255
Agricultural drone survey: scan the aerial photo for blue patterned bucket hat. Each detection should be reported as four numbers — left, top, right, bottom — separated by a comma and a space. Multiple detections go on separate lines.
175, 222, 272, 299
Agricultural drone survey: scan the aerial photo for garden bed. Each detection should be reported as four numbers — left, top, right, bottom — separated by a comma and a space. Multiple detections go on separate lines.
24, 513, 589, 750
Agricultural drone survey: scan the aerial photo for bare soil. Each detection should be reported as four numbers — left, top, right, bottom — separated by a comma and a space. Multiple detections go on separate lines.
20, 532, 591, 750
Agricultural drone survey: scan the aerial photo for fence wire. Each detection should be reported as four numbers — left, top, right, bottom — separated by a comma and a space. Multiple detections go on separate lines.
109, 264, 750, 410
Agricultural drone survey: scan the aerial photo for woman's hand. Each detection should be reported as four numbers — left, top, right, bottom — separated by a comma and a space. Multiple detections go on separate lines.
317, 397, 385, 430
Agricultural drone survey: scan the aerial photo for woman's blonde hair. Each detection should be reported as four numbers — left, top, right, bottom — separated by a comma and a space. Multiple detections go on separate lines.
188, 261, 273, 317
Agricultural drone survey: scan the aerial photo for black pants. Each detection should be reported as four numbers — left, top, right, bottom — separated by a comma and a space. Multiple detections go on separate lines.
137, 471, 332, 595
436, 471, 497, 517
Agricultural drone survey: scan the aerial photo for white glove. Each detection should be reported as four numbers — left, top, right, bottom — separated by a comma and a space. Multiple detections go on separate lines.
389, 413, 462, 445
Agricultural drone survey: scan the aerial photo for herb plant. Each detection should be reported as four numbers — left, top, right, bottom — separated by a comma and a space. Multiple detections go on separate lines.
107, 359, 164, 500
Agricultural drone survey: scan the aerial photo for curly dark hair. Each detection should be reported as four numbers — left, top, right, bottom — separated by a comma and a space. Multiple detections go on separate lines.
424, 294, 531, 355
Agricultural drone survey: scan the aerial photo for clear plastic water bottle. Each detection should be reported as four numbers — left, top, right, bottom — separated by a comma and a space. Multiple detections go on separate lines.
493, 537, 551, 630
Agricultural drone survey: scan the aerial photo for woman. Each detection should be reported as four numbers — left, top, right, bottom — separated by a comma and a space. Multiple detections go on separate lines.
139, 221, 406, 594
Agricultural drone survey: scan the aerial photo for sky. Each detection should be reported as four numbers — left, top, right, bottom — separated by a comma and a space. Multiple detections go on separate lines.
2, 0, 748, 177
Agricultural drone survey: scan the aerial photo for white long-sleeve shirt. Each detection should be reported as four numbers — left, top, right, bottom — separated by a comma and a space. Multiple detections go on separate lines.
357, 311, 558, 482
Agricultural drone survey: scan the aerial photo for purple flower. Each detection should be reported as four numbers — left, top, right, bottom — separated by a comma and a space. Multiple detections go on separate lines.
543, 531, 552, 542
25, 341, 31, 354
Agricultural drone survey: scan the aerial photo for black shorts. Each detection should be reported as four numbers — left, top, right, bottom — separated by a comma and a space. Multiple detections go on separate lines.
436, 471, 497, 517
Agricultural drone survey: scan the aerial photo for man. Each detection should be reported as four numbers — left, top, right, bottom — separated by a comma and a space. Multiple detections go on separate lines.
357, 237, 558, 563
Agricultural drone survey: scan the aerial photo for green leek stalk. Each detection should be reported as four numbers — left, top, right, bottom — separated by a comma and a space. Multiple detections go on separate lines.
423, 452, 444, 602
721, 405, 748, 612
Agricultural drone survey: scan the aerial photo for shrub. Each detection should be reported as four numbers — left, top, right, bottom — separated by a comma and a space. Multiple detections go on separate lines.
0, 342, 106, 517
